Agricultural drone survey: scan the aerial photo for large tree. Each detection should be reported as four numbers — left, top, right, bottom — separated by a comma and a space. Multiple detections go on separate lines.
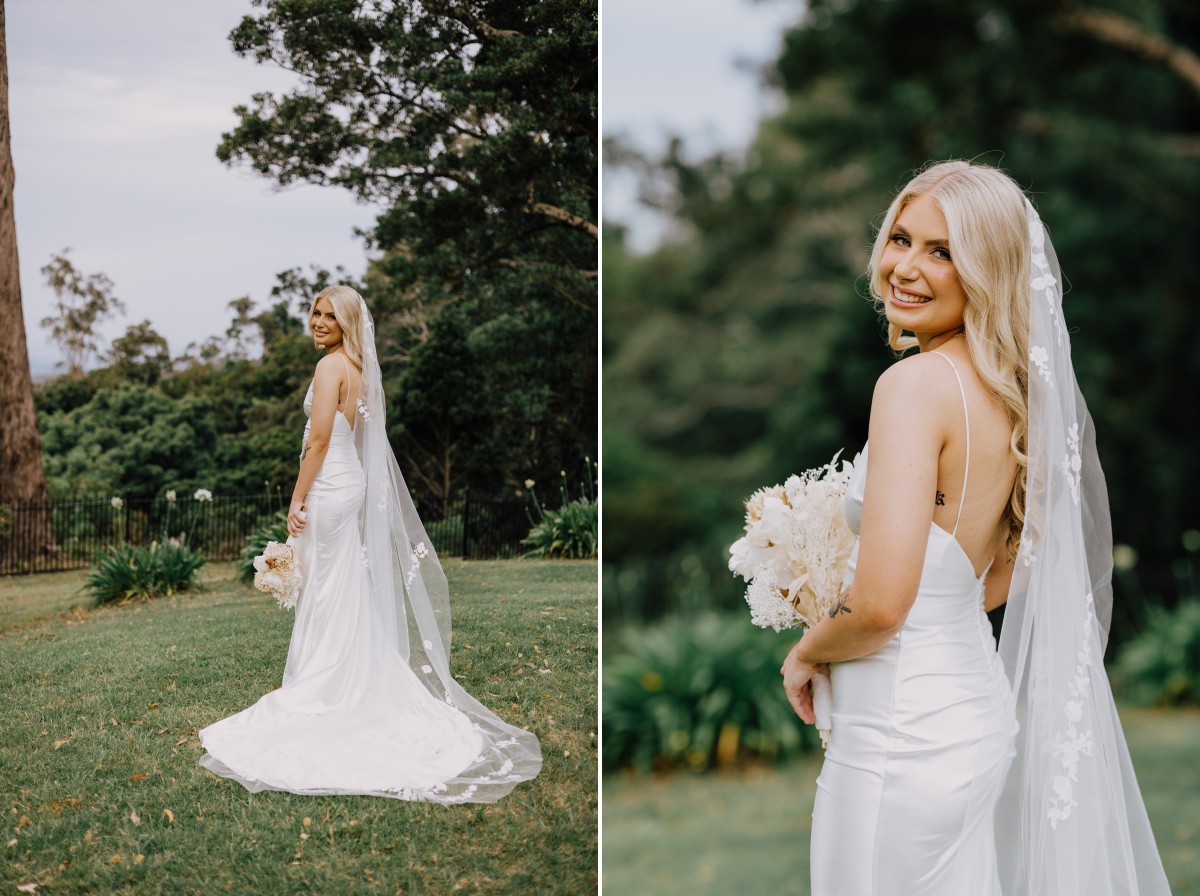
0, 2, 52, 519
217, 0, 597, 503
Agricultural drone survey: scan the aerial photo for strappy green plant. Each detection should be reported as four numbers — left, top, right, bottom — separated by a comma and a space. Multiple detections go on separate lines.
84, 540, 205, 605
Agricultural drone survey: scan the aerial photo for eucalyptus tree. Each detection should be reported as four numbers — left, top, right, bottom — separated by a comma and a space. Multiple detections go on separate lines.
0, 0, 53, 540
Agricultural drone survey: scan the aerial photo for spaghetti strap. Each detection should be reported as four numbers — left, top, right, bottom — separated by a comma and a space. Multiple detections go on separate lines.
930, 350, 969, 536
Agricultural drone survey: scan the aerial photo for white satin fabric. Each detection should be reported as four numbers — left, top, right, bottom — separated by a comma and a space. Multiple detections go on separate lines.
810, 444, 1018, 895
198, 385, 485, 798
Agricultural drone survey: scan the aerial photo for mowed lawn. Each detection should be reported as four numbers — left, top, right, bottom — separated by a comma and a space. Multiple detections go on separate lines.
603, 706, 1200, 895
0, 560, 597, 895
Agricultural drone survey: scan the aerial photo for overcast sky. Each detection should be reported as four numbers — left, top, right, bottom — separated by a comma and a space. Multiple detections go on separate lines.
8, 0, 799, 376
602, 0, 799, 251
7, 0, 377, 376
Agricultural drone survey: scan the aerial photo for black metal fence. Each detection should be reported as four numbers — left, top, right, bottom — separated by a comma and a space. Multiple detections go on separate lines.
0, 491, 538, 576
461, 492, 537, 560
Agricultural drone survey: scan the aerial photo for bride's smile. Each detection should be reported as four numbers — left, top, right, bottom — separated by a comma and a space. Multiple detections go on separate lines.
879, 193, 968, 346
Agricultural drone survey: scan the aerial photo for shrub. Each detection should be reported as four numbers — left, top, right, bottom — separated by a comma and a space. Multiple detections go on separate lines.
84, 540, 205, 605
523, 460, 598, 559
603, 613, 818, 774
238, 512, 290, 583
1113, 600, 1200, 706
523, 497, 597, 559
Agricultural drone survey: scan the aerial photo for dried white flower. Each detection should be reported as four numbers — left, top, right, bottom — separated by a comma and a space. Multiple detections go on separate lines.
730, 451, 857, 631
252, 540, 302, 609
110, 496, 124, 509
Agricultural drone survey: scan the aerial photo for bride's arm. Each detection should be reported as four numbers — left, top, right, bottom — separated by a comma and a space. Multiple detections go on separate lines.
287, 356, 343, 536
785, 358, 951, 674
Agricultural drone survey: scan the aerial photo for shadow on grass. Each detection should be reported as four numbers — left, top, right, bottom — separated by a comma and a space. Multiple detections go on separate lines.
603, 707, 1200, 895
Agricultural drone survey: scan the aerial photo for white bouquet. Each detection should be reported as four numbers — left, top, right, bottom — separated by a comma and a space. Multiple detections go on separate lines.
728, 451, 858, 747
253, 538, 303, 610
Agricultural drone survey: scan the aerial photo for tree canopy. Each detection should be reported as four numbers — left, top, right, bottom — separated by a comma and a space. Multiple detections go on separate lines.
218, 0, 598, 505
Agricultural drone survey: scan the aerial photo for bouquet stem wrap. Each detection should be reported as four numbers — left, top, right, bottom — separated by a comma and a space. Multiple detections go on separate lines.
811, 670, 832, 748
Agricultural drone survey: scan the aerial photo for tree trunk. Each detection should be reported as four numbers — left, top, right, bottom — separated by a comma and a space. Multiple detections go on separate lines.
0, 2, 56, 569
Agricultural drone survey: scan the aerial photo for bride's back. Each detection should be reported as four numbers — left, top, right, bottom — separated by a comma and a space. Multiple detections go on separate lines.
921, 344, 1017, 577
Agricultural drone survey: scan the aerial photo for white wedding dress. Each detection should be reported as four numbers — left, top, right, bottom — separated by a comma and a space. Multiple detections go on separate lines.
810, 353, 1018, 894
199, 377, 509, 800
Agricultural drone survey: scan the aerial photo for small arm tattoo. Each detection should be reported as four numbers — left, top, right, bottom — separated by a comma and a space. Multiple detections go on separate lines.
828, 588, 851, 619
301, 446, 310, 461
935, 491, 945, 506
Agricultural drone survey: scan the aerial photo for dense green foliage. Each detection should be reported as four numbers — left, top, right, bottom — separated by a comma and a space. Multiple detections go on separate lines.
603, 614, 818, 773
35, 273, 318, 502
1114, 597, 1200, 706
84, 540, 205, 605
603, 0, 1200, 641
219, 0, 598, 511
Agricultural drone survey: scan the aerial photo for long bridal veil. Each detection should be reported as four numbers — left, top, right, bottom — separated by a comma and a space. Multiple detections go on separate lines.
352, 299, 542, 803
994, 203, 1169, 893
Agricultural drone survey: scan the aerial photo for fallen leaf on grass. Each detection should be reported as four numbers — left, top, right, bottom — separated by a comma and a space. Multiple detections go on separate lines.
17, 815, 31, 829
162, 808, 174, 823
7, 838, 17, 847
110, 854, 123, 864
16, 884, 38, 893
129, 774, 148, 782
133, 854, 144, 865
129, 810, 141, 826
52, 737, 71, 750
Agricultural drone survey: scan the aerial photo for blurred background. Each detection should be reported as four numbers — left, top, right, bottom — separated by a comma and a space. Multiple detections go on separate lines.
601, 1, 1200, 892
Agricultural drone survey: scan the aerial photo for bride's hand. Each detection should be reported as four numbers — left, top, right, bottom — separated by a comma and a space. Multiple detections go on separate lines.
287, 502, 307, 537
780, 641, 829, 725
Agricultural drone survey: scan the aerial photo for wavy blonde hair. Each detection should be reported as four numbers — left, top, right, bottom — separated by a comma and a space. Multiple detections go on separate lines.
309, 285, 365, 370
867, 160, 1031, 560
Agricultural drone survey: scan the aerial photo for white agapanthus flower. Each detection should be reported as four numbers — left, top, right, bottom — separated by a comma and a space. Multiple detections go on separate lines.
194, 489, 213, 502
165, 490, 177, 503
110, 496, 124, 509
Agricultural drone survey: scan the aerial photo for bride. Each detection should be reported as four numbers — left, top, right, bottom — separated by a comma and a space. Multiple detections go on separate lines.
199, 285, 541, 803
780, 162, 1169, 893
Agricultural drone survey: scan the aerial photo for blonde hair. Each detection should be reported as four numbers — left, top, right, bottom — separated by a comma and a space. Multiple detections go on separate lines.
868, 160, 1031, 560
309, 285, 365, 370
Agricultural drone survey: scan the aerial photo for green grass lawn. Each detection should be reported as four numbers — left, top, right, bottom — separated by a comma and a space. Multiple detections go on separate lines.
604, 706, 1200, 895
0, 559, 597, 895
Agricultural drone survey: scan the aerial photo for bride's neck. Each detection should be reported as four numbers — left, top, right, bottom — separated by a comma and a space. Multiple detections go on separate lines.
918, 328, 965, 353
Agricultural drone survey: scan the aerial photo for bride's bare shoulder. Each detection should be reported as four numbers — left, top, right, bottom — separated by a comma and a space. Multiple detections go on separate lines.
871, 352, 960, 415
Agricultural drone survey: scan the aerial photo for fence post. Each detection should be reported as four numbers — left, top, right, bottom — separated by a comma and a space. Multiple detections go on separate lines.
461, 490, 472, 560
